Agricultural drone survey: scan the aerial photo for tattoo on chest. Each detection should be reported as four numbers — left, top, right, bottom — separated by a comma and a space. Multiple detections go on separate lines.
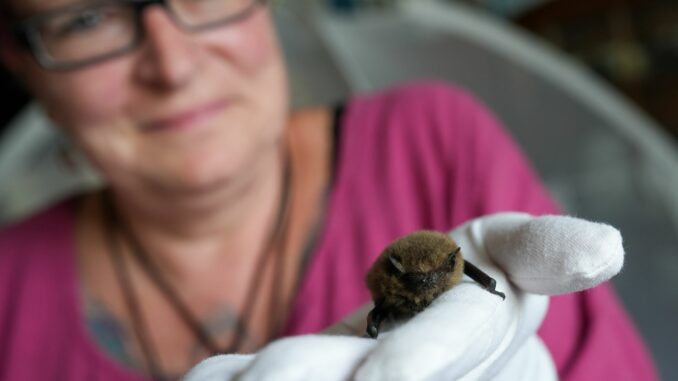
84, 297, 254, 378
84, 298, 140, 370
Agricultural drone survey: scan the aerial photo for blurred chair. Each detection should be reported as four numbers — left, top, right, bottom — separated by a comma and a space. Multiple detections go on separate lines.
0, 0, 675, 377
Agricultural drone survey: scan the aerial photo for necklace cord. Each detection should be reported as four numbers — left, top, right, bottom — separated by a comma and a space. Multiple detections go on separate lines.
101, 149, 293, 379
102, 196, 164, 380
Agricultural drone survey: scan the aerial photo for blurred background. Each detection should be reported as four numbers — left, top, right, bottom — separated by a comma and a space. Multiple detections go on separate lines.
1, 0, 676, 378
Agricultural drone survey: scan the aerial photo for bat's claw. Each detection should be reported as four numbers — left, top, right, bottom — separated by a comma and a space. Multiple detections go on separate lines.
366, 306, 381, 338
485, 279, 506, 300
489, 288, 506, 300
367, 323, 379, 338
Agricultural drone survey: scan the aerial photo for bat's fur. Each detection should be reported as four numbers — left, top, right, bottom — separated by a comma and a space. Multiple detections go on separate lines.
366, 231, 465, 319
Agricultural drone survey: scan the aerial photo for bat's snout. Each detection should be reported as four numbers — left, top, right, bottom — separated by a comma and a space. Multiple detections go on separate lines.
403, 272, 444, 292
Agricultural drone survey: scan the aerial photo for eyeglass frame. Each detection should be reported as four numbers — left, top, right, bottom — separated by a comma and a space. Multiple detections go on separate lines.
9, 0, 267, 71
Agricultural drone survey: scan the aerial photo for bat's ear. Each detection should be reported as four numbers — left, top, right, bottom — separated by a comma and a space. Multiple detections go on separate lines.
446, 247, 461, 271
389, 254, 406, 274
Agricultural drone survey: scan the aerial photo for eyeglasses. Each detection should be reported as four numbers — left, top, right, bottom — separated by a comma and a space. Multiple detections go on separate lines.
10, 0, 266, 71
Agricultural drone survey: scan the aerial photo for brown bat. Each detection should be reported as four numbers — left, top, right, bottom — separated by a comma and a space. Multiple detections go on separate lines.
365, 231, 505, 338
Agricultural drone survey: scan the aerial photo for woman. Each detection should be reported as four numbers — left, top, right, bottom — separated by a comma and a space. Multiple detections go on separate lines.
0, 0, 657, 380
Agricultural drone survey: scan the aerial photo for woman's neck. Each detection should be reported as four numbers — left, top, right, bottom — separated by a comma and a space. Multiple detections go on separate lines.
101, 140, 289, 276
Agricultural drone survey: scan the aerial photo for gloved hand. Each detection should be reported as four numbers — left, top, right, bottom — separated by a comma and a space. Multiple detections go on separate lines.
183, 212, 624, 381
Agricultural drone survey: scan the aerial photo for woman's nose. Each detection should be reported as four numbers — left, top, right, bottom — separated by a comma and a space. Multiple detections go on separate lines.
134, 5, 198, 89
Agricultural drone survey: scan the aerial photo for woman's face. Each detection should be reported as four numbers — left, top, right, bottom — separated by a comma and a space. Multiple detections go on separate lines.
8, 0, 289, 197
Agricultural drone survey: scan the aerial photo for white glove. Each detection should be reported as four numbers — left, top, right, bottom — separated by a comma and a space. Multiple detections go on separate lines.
183, 213, 624, 381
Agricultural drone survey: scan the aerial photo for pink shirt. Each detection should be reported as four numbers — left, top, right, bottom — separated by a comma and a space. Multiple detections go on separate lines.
0, 82, 658, 380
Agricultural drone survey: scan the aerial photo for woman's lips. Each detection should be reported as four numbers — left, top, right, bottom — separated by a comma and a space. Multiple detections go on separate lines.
144, 100, 229, 132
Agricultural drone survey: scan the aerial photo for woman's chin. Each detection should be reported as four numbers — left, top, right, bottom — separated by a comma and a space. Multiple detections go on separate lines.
172, 156, 240, 194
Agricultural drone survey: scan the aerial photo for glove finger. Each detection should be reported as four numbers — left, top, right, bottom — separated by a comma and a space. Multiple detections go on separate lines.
479, 213, 624, 294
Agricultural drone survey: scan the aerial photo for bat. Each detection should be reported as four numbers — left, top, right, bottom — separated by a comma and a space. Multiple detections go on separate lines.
365, 230, 505, 338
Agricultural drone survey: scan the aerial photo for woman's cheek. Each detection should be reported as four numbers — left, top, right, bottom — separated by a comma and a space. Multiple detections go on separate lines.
36, 64, 130, 130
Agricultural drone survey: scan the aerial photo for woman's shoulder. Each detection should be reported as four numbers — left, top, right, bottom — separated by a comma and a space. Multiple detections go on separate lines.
332, 81, 559, 216
341, 81, 504, 145
333, 81, 509, 162
347, 80, 490, 116
0, 198, 78, 314
0, 198, 77, 258
0, 199, 85, 378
